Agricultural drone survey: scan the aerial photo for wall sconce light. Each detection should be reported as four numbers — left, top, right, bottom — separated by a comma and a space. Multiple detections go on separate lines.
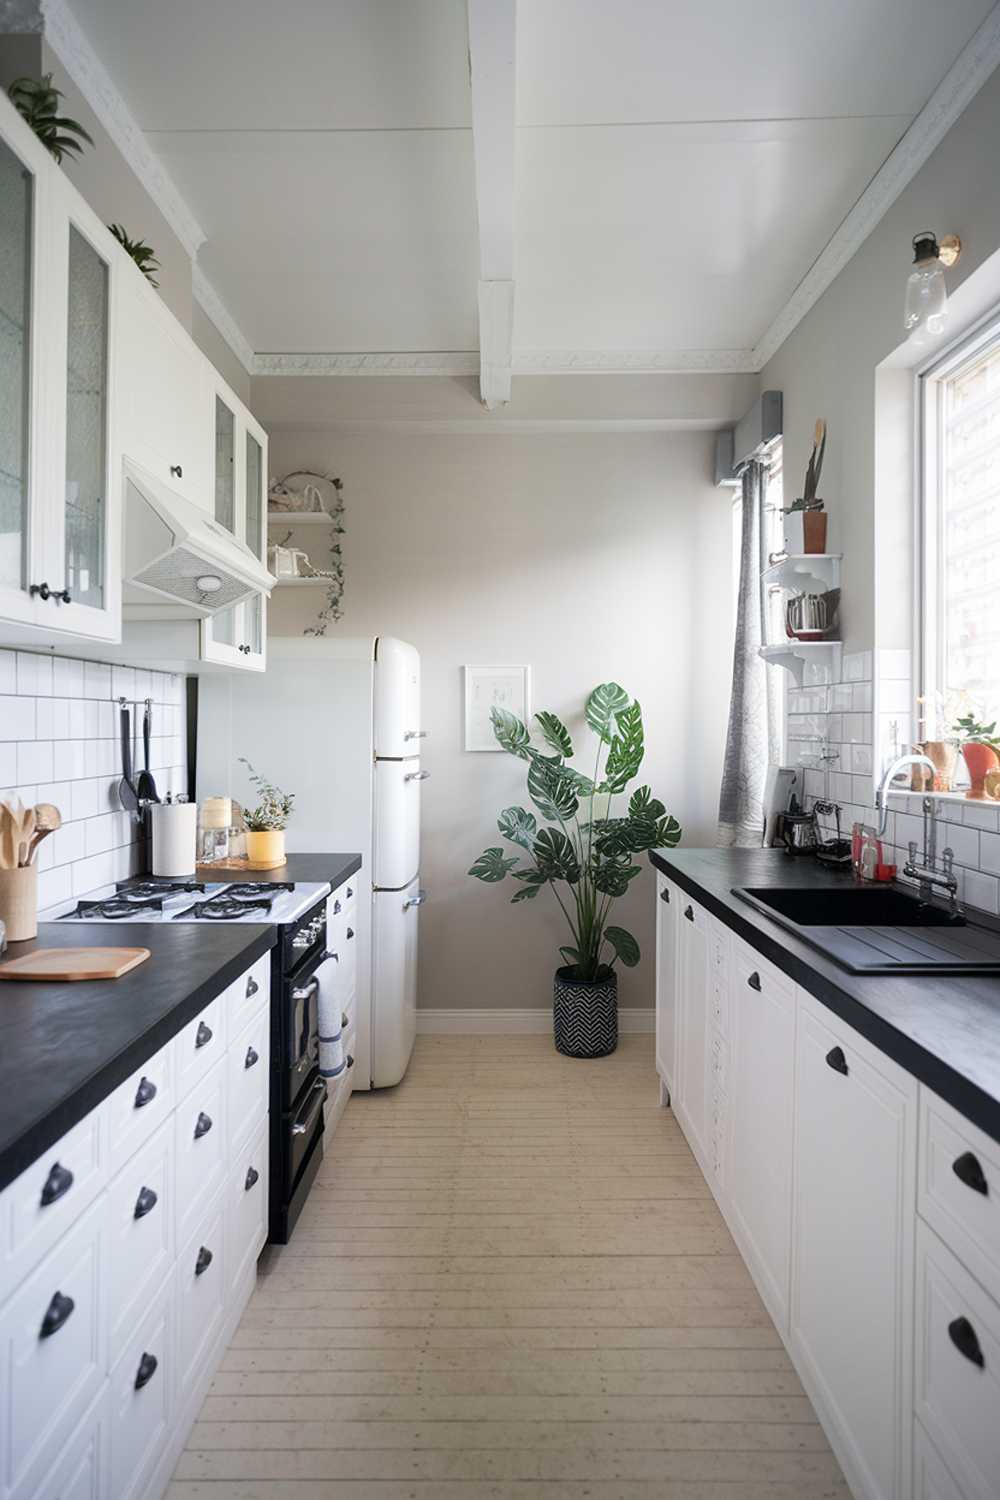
903, 232, 961, 345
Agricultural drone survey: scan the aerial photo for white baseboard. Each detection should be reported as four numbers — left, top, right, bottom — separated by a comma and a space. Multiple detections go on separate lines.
416, 1008, 655, 1035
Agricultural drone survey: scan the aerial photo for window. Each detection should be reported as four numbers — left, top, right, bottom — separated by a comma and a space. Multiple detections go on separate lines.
920, 317, 1000, 730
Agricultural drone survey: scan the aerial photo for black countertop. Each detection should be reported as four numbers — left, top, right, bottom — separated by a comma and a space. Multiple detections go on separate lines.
235, 852, 362, 889
650, 847, 1000, 1144
0, 923, 276, 1192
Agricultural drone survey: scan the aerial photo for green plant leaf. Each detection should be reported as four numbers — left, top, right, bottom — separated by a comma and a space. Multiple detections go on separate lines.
605, 926, 640, 967
591, 817, 632, 856
468, 847, 518, 882
592, 860, 642, 897
654, 814, 683, 849
535, 711, 573, 758
559, 946, 581, 969
556, 766, 596, 797
511, 868, 546, 901
527, 755, 579, 822
585, 682, 630, 743
497, 806, 537, 850
532, 828, 581, 884
600, 701, 644, 793
628, 785, 666, 821
490, 707, 532, 759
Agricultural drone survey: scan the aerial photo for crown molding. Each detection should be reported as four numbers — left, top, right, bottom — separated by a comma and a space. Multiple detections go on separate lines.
42, 0, 206, 257
260, 416, 723, 435
513, 347, 756, 374
191, 266, 255, 375
252, 351, 481, 377
752, 4, 1000, 370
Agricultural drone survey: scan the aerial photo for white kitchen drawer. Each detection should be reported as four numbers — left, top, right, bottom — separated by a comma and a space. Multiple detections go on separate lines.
174, 991, 226, 1103
176, 1186, 226, 1396
227, 1118, 268, 1293
225, 953, 269, 1036
0, 1107, 108, 1299
335, 917, 358, 998
33, 1384, 111, 1500
0, 1196, 106, 1500
914, 1422, 967, 1500
228, 1007, 270, 1155
107, 1037, 174, 1173
733, 936, 796, 1005
106, 1119, 174, 1366
174, 1059, 227, 1249
109, 1281, 175, 1500
919, 1087, 1000, 1306
915, 1219, 1000, 1500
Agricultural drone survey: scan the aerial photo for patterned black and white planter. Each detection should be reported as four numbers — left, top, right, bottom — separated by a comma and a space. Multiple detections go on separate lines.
552, 965, 618, 1058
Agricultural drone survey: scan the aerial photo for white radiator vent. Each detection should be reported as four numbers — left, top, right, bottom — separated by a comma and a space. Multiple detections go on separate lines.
123, 460, 273, 616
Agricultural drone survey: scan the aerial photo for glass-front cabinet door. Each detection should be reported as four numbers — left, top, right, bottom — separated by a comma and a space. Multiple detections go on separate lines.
201, 386, 268, 671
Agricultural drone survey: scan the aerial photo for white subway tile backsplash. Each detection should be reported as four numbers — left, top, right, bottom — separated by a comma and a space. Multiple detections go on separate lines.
112, 665, 135, 701
18, 740, 53, 784
83, 660, 111, 699
940, 822, 980, 868
980, 830, 1000, 876
962, 801, 1000, 832
849, 744, 873, 776
52, 821, 87, 866
38, 865, 73, 910
0, 696, 35, 740
831, 683, 852, 712
71, 778, 101, 820
843, 650, 872, 682
964, 869, 1000, 915
0, 650, 16, 694
851, 682, 873, 712
53, 656, 84, 697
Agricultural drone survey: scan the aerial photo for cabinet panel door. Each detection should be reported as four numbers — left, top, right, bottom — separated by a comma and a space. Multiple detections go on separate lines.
654, 875, 677, 1092
674, 897, 711, 1170
791, 991, 916, 1500
726, 947, 795, 1331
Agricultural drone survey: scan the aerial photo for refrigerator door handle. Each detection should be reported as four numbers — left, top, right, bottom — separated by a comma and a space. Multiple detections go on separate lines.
403, 730, 427, 740
404, 770, 430, 782
403, 889, 427, 910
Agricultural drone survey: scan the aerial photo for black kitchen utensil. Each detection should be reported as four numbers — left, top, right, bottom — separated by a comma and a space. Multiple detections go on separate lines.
136, 699, 160, 803
118, 703, 140, 819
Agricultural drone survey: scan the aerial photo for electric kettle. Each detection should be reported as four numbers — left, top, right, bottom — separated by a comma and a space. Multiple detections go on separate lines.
776, 809, 818, 855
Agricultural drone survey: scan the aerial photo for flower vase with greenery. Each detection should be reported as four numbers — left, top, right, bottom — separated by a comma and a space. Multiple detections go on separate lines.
951, 715, 1000, 800
239, 758, 295, 864
468, 683, 681, 1057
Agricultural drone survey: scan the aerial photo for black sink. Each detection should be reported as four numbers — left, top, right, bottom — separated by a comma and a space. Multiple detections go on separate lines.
736, 886, 965, 929
731, 884, 1000, 973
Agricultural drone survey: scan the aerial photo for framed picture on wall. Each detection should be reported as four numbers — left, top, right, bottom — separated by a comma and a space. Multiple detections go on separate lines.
463, 665, 531, 751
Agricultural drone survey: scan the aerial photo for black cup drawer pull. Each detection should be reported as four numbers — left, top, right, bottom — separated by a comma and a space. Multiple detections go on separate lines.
684, 905, 694, 922
244, 1045, 259, 1070
948, 1315, 985, 1369
659, 887, 670, 903
747, 971, 762, 992
133, 1186, 158, 1220
134, 1351, 158, 1390
134, 1076, 157, 1109
195, 1020, 213, 1050
40, 1161, 74, 1208
347, 927, 354, 940
825, 1046, 849, 1076
245, 1165, 260, 1191
953, 1151, 989, 1196
39, 1290, 74, 1339
195, 1245, 213, 1277
246, 975, 259, 998
194, 1111, 213, 1140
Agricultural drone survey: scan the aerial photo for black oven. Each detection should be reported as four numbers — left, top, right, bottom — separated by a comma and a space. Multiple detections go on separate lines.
269, 896, 329, 1243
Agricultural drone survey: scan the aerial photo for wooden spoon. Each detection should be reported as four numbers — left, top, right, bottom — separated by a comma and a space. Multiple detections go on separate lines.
0, 801, 18, 870
17, 805, 35, 867
27, 803, 62, 865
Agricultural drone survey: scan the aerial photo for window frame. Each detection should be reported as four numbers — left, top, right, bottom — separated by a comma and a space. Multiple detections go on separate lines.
917, 306, 1000, 733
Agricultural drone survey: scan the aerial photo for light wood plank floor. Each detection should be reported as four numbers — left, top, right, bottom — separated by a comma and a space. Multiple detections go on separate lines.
169, 1034, 850, 1499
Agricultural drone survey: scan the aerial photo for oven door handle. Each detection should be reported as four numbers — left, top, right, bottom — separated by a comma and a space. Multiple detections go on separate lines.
292, 1077, 327, 1137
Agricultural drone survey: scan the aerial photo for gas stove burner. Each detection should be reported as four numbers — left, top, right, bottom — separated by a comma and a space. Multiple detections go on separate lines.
172, 895, 275, 921
225, 882, 295, 896
117, 878, 207, 898
62, 897, 164, 920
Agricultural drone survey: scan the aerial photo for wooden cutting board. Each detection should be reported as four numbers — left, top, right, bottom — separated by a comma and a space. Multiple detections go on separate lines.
0, 947, 151, 982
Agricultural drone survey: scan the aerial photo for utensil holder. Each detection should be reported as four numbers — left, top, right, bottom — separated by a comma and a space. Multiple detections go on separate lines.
0, 866, 38, 943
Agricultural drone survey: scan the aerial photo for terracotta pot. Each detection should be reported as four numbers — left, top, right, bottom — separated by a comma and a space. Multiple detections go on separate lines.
923, 740, 959, 793
960, 742, 1000, 800
802, 510, 828, 554
246, 829, 286, 864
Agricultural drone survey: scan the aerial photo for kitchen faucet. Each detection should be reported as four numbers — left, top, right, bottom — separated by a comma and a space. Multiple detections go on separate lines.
874, 755, 960, 913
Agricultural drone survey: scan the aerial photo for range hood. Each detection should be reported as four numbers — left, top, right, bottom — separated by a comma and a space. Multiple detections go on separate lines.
123, 459, 274, 616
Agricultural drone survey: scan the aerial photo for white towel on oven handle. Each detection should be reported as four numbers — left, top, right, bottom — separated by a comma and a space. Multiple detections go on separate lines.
316, 952, 346, 1079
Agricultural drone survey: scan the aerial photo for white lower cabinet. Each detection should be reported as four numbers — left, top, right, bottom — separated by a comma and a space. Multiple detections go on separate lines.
674, 896, 711, 1171
791, 991, 916, 1500
0, 952, 271, 1500
914, 1421, 969, 1500
725, 943, 795, 1332
654, 874, 677, 1093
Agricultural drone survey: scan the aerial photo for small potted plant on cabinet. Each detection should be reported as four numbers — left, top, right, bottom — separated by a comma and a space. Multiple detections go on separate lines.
468, 684, 681, 1057
239, 758, 295, 864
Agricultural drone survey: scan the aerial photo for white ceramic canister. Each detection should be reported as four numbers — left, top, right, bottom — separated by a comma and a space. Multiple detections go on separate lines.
151, 802, 198, 877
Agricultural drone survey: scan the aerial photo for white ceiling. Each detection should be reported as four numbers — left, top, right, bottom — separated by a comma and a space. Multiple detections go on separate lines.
65, 0, 998, 366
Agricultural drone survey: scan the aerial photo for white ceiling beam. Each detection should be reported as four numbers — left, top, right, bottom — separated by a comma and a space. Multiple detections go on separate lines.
467, 0, 516, 409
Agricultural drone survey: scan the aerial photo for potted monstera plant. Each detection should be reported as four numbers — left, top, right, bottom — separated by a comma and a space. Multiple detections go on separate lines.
468, 684, 680, 1058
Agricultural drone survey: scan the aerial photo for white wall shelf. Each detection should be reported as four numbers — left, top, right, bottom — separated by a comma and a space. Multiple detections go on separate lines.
271, 576, 335, 588
267, 512, 338, 527
759, 640, 843, 686
762, 553, 842, 592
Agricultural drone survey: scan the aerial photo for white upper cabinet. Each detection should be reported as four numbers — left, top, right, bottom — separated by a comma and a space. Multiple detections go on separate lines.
0, 102, 120, 642
200, 385, 268, 672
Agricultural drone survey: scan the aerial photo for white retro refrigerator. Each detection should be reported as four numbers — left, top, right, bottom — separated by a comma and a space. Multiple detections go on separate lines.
197, 637, 424, 1089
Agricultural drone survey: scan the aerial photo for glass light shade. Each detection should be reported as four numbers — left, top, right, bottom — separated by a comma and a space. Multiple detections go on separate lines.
904, 256, 948, 345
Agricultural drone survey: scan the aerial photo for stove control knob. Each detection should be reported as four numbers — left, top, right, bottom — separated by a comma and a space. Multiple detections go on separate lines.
291, 931, 311, 949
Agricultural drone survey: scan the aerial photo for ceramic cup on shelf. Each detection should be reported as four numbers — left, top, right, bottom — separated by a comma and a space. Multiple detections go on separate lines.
0, 866, 37, 943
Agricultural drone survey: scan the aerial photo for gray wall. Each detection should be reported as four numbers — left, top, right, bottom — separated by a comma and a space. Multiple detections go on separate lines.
261, 426, 735, 1011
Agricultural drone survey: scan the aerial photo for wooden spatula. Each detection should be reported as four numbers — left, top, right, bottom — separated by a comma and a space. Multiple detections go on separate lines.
27, 803, 62, 864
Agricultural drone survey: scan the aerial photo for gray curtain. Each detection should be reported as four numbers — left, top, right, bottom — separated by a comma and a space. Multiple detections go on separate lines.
718, 460, 780, 846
